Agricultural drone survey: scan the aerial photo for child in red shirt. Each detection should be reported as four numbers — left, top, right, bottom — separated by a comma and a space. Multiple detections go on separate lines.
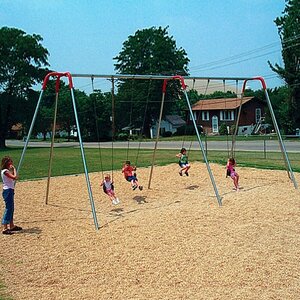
122, 161, 143, 191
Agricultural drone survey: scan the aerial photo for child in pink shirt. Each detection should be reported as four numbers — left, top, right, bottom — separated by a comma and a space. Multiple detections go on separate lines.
226, 158, 239, 191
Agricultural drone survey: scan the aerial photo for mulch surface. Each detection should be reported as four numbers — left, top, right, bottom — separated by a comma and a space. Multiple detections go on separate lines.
1, 162, 300, 300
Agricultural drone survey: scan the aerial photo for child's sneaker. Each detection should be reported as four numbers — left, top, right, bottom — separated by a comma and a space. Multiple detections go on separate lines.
185, 172, 189, 176
115, 198, 120, 204
179, 171, 183, 176
139, 186, 143, 191
132, 185, 137, 190
112, 199, 117, 205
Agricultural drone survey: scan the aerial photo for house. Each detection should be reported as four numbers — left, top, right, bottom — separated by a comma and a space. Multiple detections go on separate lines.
121, 125, 141, 136
191, 97, 266, 135
10, 123, 23, 139
150, 115, 186, 138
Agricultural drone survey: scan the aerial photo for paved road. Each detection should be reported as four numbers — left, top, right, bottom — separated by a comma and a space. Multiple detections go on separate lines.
6, 139, 300, 153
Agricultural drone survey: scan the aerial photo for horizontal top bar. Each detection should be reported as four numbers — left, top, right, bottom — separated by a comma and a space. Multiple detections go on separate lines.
71, 73, 253, 81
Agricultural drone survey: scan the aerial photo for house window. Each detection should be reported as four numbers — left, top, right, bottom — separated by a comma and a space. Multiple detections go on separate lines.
220, 110, 234, 121
202, 111, 209, 121
212, 115, 219, 133
189, 112, 197, 121
255, 108, 261, 123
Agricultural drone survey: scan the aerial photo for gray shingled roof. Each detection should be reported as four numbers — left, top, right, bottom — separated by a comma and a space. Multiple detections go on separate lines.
165, 115, 186, 126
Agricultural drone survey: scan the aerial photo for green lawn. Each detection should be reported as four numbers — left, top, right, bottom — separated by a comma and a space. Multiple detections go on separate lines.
143, 134, 300, 142
0, 146, 299, 181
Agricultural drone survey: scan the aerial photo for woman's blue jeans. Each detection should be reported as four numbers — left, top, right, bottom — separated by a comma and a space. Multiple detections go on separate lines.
2, 189, 14, 225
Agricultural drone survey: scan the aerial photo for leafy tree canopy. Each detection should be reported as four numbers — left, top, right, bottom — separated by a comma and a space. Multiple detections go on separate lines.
268, 0, 300, 132
113, 26, 190, 137
114, 26, 189, 75
0, 26, 49, 94
0, 27, 50, 148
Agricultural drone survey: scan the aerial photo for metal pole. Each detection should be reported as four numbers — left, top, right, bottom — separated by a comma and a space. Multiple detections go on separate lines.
183, 89, 222, 206
231, 96, 244, 158
111, 77, 115, 140
70, 88, 100, 229
45, 88, 59, 205
263, 89, 298, 189
17, 90, 45, 174
263, 136, 266, 159
72, 73, 252, 82
205, 134, 208, 158
148, 91, 166, 189
111, 77, 115, 182
239, 77, 297, 189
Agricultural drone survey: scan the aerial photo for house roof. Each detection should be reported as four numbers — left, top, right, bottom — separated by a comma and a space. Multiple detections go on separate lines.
192, 97, 253, 111
11, 123, 23, 131
165, 115, 186, 126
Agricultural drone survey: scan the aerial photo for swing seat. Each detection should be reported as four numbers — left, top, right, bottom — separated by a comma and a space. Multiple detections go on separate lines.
103, 183, 114, 194
226, 169, 231, 178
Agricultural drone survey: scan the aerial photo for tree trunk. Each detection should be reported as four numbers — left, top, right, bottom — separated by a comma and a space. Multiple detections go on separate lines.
292, 88, 300, 130
0, 129, 6, 149
0, 104, 5, 149
0, 101, 8, 149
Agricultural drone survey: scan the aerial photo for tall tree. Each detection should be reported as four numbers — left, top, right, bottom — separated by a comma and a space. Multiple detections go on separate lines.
268, 0, 300, 133
0, 27, 49, 148
113, 26, 190, 137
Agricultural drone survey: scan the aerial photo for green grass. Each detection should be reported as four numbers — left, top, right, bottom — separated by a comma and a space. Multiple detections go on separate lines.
144, 134, 300, 142
24, 134, 300, 143
0, 146, 299, 181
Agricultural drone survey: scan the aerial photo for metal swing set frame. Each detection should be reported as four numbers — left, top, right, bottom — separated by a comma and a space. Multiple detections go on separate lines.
17, 72, 298, 230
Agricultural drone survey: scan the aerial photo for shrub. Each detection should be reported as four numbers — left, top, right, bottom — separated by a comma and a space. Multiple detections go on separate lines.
174, 125, 203, 136
162, 131, 172, 137
116, 132, 129, 141
219, 123, 229, 135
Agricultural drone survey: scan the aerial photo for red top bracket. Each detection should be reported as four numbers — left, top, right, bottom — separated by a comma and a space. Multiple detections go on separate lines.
162, 75, 187, 93
242, 76, 267, 93
42, 72, 74, 91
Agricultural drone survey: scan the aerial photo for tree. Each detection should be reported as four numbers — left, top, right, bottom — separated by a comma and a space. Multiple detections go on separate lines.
76, 90, 113, 142
91, 91, 113, 141
56, 82, 77, 141
265, 86, 291, 132
268, 0, 300, 133
0, 27, 49, 148
33, 80, 67, 141
113, 26, 190, 137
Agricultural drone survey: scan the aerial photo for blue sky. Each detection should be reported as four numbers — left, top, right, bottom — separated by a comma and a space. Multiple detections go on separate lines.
1, 0, 286, 91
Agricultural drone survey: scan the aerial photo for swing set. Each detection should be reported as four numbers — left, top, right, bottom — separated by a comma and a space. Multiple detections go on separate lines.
16, 72, 298, 230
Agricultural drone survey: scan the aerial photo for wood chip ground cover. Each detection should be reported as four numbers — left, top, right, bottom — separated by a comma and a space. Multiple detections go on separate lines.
0, 162, 299, 299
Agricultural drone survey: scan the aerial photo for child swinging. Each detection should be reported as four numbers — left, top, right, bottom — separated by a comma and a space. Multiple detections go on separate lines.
122, 161, 143, 191
226, 157, 240, 191
100, 174, 120, 205
176, 147, 191, 176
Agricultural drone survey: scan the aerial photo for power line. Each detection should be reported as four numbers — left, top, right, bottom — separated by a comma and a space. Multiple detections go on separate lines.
189, 34, 300, 72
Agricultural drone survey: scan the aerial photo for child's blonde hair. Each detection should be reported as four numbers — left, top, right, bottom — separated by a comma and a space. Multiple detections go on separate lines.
104, 174, 111, 180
